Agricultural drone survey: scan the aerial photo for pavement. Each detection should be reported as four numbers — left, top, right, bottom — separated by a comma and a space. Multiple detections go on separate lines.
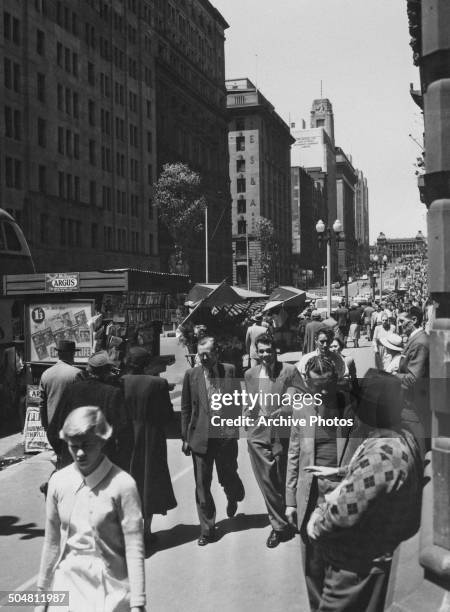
0, 335, 375, 611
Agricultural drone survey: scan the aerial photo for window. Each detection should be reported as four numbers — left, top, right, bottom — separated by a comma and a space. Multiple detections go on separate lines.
236, 136, 245, 151
89, 180, 96, 205
57, 84, 63, 110
87, 61, 95, 85
73, 93, 79, 118
73, 134, 79, 159
4, 58, 11, 88
3, 12, 11, 40
37, 73, 45, 102
74, 176, 80, 202
236, 118, 245, 131
146, 100, 152, 119
88, 100, 95, 126
235, 240, 246, 257
237, 219, 247, 235
58, 127, 64, 154
147, 164, 152, 185
237, 178, 246, 193
64, 47, 71, 72
37, 29, 45, 55
236, 159, 246, 173
66, 173, 72, 199
147, 131, 153, 153
57, 42, 62, 66
58, 172, 65, 198
5, 157, 13, 187
4, 106, 12, 138
72, 52, 78, 76
89, 140, 96, 165
65, 129, 72, 157
38, 165, 46, 193
237, 199, 246, 214
37, 117, 46, 147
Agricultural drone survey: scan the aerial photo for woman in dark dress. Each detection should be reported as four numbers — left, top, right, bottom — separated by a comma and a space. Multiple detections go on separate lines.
122, 347, 177, 544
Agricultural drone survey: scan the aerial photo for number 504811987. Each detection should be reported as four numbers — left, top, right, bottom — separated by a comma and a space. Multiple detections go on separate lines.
0, 591, 68, 606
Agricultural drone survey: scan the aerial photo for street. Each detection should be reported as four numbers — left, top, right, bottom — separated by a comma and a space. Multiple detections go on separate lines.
0, 338, 375, 612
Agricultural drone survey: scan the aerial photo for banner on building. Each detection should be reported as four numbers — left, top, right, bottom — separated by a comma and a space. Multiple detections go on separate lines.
23, 385, 51, 453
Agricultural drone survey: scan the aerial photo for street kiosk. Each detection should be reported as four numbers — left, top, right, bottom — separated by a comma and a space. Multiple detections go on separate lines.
1, 268, 190, 449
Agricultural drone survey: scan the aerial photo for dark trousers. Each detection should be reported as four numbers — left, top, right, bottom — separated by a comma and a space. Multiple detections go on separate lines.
247, 435, 289, 532
192, 438, 244, 536
318, 560, 391, 612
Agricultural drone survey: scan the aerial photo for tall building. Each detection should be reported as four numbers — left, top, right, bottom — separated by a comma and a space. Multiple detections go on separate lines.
335, 147, 358, 278
354, 169, 370, 272
226, 78, 294, 292
291, 166, 325, 288
0, 0, 231, 279
154, 0, 232, 283
291, 99, 338, 278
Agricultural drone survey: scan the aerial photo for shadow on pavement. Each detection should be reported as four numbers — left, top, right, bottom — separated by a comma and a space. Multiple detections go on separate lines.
146, 512, 270, 558
0, 515, 44, 539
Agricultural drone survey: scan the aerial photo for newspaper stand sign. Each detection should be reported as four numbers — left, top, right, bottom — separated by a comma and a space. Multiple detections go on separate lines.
45, 272, 79, 293
24, 385, 51, 453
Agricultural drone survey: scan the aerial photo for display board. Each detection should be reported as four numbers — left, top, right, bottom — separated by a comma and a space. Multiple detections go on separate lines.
27, 301, 94, 362
23, 385, 51, 453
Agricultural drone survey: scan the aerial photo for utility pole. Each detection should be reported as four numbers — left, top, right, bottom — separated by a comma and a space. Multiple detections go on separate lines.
204, 205, 208, 283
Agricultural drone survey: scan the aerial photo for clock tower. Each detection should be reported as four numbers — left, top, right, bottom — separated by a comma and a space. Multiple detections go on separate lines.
310, 98, 335, 144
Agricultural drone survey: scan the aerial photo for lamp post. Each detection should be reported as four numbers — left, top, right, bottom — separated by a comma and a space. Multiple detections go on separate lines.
321, 265, 327, 288
369, 253, 388, 300
204, 205, 209, 283
316, 219, 343, 317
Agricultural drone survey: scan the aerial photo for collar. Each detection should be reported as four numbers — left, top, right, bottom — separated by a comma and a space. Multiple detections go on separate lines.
75, 455, 113, 490
409, 327, 421, 341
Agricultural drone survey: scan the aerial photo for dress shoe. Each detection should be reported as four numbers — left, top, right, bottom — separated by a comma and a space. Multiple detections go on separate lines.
266, 529, 293, 549
226, 499, 238, 518
198, 531, 217, 546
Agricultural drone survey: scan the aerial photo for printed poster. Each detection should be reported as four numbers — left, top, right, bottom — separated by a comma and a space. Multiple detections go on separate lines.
27, 301, 93, 363
23, 385, 51, 453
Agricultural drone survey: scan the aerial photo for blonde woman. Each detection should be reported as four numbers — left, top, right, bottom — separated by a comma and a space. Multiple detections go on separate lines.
36, 406, 145, 612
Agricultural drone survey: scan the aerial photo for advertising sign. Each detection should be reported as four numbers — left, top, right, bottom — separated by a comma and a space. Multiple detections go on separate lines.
23, 385, 51, 453
45, 272, 80, 293
27, 301, 93, 362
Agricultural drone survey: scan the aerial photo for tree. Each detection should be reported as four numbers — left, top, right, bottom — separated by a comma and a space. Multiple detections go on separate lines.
153, 162, 206, 273
255, 217, 279, 293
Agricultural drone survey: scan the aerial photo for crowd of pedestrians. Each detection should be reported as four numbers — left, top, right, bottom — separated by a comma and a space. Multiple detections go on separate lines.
33, 260, 431, 612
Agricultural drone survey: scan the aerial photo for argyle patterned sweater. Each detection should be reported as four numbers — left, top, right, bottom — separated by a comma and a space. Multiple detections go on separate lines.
309, 428, 422, 573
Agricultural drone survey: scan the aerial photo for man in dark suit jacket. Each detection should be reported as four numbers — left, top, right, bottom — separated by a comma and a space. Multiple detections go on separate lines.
396, 306, 430, 456
181, 336, 245, 546
245, 333, 303, 548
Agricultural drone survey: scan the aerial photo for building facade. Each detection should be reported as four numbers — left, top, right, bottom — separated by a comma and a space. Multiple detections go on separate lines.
335, 147, 358, 278
226, 78, 293, 292
154, 0, 232, 283
291, 166, 325, 288
373, 230, 427, 259
290, 99, 338, 280
1, 0, 231, 279
354, 169, 370, 272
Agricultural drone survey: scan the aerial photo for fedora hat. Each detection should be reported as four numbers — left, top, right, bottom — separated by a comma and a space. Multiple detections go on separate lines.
87, 350, 114, 369
55, 340, 80, 352
380, 333, 403, 352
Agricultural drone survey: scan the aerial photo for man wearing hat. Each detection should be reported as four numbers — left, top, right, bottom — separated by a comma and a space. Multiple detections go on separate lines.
47, 350, 132, 470
245, 313, 267, 367
38, 340, 83, 431
302, 310, 323, 354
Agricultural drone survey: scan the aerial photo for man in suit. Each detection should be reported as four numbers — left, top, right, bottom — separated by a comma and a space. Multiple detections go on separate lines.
303, 310, 324, 354
181, 336, 245, 546
245, 333, 303, 548
285, 355, 358, 611
245, 313, 267, 367
396, 306, 430, 456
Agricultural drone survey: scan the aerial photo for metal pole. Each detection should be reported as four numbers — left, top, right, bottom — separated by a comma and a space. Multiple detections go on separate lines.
246, 229, 250, 291
205, 205, 208, 283
380, 265, 383, 300
327, 237, 332, 317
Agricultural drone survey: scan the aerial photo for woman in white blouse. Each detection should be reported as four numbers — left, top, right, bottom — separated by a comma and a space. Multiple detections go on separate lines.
36, 406, 145, 612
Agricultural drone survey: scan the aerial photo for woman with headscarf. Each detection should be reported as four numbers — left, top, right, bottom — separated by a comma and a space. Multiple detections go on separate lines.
122, 347, 177, 545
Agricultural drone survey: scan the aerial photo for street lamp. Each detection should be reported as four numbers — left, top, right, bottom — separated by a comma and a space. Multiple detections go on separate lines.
316, 219, 344, 316
369, 253, 388, 300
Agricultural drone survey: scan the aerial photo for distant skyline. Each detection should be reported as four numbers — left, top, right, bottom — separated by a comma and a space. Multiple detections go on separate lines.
213, 0, 426, 242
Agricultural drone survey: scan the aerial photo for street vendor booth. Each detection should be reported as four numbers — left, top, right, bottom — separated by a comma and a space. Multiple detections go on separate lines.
179, 281, 267, 372
1, 268, 190, 449
263, 286, 306, 351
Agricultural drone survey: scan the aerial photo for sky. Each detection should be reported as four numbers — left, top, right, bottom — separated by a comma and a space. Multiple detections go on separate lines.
212, 0, 426, 242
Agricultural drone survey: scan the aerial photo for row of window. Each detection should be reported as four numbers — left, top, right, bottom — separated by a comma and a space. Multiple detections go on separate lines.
4, 11, 20, 44
56, 42, 79, 77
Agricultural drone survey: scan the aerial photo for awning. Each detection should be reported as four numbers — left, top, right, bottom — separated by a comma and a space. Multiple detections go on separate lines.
263, 286, 306, 311
185, 282, 267, 308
